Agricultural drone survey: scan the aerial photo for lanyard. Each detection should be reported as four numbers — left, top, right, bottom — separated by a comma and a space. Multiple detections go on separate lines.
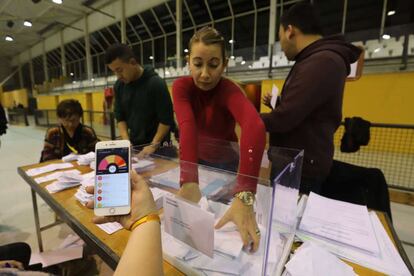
65, 142, 78, 154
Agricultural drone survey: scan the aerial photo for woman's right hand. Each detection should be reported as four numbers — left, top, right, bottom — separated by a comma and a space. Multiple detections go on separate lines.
177, 182, 202, 203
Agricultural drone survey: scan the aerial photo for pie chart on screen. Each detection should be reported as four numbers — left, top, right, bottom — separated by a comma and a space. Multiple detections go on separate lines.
98, 155, 127, 171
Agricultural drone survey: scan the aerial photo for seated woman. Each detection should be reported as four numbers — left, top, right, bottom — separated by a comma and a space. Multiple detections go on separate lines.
40, 99, 99, 162
172, 26, 266, 252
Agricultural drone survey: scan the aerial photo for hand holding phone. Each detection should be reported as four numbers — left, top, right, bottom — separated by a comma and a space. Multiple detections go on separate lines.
94, 140, 131, 216
87, 170, 157, 230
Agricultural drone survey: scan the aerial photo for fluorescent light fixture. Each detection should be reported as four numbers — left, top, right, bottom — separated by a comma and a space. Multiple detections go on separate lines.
23, 20, 32, 27
5, 35, 13, 42
374, 48, 381, 53
149, 56, 154, 60
387, 10, 395, 16
184, 48, 189, 53
52, 0, 63, 4
382, 34, 391, 40
241, 60, 246, 65
230, 55, 235, 59
229, 39, 234, 44
70, 72, 74, 76
165, 71, 170, 75
91, 78, 95, 82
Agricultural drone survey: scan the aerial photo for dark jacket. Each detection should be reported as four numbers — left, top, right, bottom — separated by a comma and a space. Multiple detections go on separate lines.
261, 35, 362, 182
114, 66, 175, 146
0, 103, 7, 136
40, 124, 99, 162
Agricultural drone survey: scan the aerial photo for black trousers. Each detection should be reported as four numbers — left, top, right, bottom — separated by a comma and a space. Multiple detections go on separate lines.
0, 242, 31, 269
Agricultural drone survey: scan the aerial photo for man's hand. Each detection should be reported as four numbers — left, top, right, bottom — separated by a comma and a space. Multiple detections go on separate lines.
86, 170, 157, 230
215, 198, 260, 253
176, 182, 202, 203
137, 144, 157, 159
262, 91, 273, 109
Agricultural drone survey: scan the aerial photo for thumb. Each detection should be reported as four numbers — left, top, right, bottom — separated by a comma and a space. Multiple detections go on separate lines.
215, 213, 231, 229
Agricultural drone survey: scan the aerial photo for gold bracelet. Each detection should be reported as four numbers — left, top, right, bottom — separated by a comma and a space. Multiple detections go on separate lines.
130, 214, 160, 231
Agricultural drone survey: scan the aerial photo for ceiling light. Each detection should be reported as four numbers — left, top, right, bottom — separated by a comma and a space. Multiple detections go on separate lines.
72, 81, 76, 84
52, 0, 63, 4
382, 34, 391, 40
229, 39, 234, 44
241, 60, 246, 65
149, 56, 154, 60
374, 48, 381, 53
184, 48, 189, 53
387, 10, 395, 16
70, 72, 74, 76
230, 55, 235, 59
24, 20, 32, 27
5, 35, 14, 42
91, 78, 95, 82
165, 71, 170, 75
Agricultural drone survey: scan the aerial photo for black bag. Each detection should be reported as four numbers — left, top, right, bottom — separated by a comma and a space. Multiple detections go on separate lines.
341, 117, 371, 152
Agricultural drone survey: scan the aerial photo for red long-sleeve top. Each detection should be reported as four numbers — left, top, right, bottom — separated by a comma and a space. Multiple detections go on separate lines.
172, 77, 266, 193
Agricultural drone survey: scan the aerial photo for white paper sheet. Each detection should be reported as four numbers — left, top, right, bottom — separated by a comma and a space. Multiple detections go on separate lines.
77, 152, 95, 166
132, 159, 155, 172
96, 222, 123, 234
27, 162, 74, 177
297, 211, 411, 276
299, 192, 379, 254
285, 241, 356, 276
270, 84, 279, 109
29, 246, 83, 267
34, 169, 80, 184
163, 194, 215, 257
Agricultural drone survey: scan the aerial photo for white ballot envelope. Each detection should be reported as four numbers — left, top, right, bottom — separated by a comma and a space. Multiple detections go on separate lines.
163, 194, 215, 258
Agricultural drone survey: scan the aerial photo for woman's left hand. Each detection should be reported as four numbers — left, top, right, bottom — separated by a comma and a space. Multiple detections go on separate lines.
215, 198, 260, 253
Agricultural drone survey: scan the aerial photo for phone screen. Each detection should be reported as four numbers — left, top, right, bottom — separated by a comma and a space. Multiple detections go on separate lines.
95, 147, 130, 208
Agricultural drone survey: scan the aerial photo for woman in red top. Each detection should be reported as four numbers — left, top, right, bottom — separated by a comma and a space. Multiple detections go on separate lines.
172, 26, 266, 252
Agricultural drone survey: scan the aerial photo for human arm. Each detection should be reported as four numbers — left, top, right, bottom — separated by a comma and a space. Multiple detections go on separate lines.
40, 128, 61, 162
172, 78, 201, 202
84, 126, 99, 152
261, 54, 347, 133
137, 123, 170, 158
86, 171, 163, 276
113, 82, 129, 140
117, 121, 129, 140
214, 80, 266, 252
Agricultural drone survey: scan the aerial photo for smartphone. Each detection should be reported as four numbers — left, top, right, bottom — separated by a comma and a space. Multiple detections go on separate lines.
94, 140, 131, 216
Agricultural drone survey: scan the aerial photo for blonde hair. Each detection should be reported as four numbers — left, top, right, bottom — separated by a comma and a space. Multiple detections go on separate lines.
188, 26, 227, 61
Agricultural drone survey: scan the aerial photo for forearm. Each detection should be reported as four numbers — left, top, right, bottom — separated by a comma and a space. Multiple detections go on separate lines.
151, 123, 170, 145
117, 121, 129, 140
114, 221, 163, 276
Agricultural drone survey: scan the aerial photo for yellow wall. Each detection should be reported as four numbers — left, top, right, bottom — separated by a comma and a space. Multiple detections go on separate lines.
1, 89, 29, 108
261, 72, 414, 154
261, 72, 414, 125
343, 72, 414, 125
36, 95, 59, 110
91, 91, 105, 124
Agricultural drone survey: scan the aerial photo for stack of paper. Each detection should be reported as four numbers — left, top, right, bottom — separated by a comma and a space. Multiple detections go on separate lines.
27, 162, 74, 177
77, 152, 95, 166
297, 211, 412, 276
299, 192, 379, 254
285, 241, 356, 276
149, 187, 170, 209
35, 169, 80, 184
74, 172, 95, 205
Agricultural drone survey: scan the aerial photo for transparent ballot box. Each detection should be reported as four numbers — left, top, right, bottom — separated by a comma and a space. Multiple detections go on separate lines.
132, 140, 303, 276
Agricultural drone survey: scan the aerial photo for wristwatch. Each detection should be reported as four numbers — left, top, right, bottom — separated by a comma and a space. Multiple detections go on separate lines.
234, 191, 255, 206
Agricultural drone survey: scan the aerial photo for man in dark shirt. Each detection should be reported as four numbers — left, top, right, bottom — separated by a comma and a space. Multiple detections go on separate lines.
105, 44, 175, 156
261, 3, 361, 194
